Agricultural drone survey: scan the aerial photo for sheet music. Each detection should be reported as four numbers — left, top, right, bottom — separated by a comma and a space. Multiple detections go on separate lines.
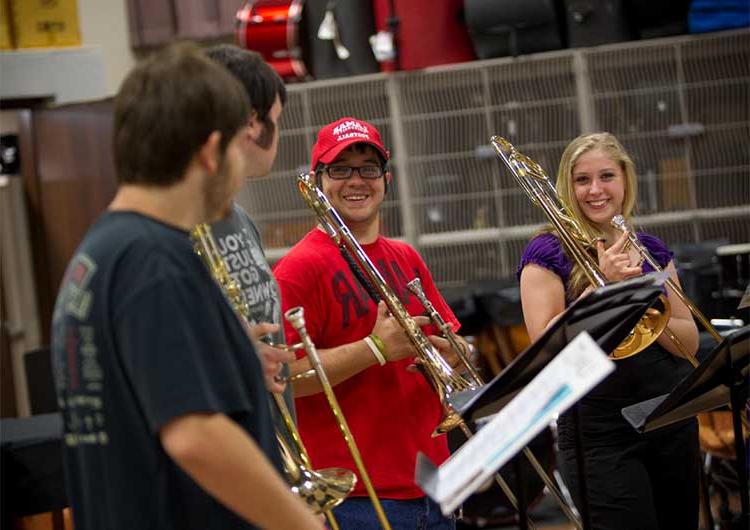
420, 332, 615, 515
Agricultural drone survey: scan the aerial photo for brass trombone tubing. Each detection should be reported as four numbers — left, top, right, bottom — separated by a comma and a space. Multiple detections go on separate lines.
191, 223, 350, 527
610, 216, 707, 367
491, 136, 670, 360
492, 139, 604, 289
406, 278, 484, 386
285, 307, 393, 530
611, 215, 723, 345
273, 394, 311, 468
296, 174, 473, 399
275, 367, 316, 384
272, 393, 342, 530
296, 174, 579, 529
610, 217, 750, 430
408, 279, 582, 529
263, 339, 317, 383
660, 326, 699, 368
267, 341, 305, 353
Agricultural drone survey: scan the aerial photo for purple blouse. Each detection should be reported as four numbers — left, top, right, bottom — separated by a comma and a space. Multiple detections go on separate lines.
517, 231, 674, 290
518, 231, 695, 449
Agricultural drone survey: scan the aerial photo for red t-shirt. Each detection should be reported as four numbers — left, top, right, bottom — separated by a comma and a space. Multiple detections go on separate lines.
273, 229, 458, 499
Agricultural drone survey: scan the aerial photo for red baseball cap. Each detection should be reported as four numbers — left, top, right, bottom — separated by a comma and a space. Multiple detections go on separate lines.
310, 117, 389, 171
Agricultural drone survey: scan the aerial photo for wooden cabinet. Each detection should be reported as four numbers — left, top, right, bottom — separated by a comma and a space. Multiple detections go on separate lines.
125, 0, 176, 47
18, 101, 118, 345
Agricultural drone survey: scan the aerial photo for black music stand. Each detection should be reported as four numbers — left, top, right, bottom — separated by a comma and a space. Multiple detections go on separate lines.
622, 325, 750, 524
448, 272, 667, 530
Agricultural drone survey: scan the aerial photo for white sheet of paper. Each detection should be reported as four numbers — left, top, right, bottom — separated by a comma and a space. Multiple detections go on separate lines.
427, 331, 615, 515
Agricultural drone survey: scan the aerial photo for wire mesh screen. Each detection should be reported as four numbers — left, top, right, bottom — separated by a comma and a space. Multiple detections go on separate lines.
236, 29, 750, 289
699, 215, 750, 243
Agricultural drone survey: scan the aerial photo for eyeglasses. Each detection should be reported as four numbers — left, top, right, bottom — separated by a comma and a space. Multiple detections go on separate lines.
324, 165, 384, 180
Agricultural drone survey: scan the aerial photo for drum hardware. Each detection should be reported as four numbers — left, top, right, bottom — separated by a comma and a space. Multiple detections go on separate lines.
236, 0, 310, 81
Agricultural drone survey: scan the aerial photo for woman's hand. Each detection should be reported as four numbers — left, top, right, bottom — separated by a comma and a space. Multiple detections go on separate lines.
596, 232, 641, 282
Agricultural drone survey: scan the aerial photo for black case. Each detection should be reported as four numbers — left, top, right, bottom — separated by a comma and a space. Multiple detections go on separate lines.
562, 0, 635, 48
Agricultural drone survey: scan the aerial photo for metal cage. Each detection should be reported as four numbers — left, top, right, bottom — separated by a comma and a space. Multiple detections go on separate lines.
238, 29, 750, 289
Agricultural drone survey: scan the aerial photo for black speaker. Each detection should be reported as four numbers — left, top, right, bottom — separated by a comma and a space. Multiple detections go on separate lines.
562, 0, 636, 48
464, 0, 564, 58
628, 0, 691, 39
673, 240, 728, 320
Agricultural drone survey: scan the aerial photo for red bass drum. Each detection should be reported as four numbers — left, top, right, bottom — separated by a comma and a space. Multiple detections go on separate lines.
372, 0, 476, 71
236, 0, 310, 81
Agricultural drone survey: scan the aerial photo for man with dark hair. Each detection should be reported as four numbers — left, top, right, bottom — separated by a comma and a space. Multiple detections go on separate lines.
273, 117, 461, 529
51, 42, 321, 530
206, 44, 287, 151
203, 44, 295, 421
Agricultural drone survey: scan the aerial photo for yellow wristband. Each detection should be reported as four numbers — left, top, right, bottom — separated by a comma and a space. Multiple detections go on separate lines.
369, 333, 387, 357
364, 334, 387, 366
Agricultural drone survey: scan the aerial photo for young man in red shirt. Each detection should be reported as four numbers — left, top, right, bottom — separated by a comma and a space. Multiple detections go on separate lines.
274, 117, 461, 529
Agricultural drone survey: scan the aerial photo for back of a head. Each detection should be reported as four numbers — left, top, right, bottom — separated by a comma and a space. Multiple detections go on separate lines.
205, 44, 287, 123
113, 42, 250, 186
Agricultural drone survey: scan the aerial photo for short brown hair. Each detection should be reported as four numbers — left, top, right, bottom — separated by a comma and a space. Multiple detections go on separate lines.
205, 45, 287, 122
113, 42, 250, 186
206, 45, 286, 149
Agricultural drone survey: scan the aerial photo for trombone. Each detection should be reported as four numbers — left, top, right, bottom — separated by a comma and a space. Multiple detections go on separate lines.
609, 216, 750, 430
407, 278, 582, 529
296, 173, 580, 530
296, 173, 473, 434
491, 136, 670, 360
406, 278, 483, 386
190, 223, 355, 529
610, 214, 717, 368
285, 307, 393, 530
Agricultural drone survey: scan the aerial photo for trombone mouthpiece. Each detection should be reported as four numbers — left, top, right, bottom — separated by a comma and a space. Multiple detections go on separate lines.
284, 307, 305, 330
610, 215, 627, 230
406, 278, 423, 296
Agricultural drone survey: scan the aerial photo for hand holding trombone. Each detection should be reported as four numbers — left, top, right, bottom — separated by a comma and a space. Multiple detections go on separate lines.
191, 223, 358, 529
296, 172, 582, 530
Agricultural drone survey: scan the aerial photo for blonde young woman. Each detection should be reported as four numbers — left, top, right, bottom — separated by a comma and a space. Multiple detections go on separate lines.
517, 133, 700, 530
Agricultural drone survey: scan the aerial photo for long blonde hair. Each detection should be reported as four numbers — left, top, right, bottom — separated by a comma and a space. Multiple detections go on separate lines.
555, 132, 638, 297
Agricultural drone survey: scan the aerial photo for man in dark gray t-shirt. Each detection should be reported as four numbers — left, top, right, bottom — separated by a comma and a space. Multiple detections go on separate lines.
212, 203, 283, 344
205, 46, 294, 417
